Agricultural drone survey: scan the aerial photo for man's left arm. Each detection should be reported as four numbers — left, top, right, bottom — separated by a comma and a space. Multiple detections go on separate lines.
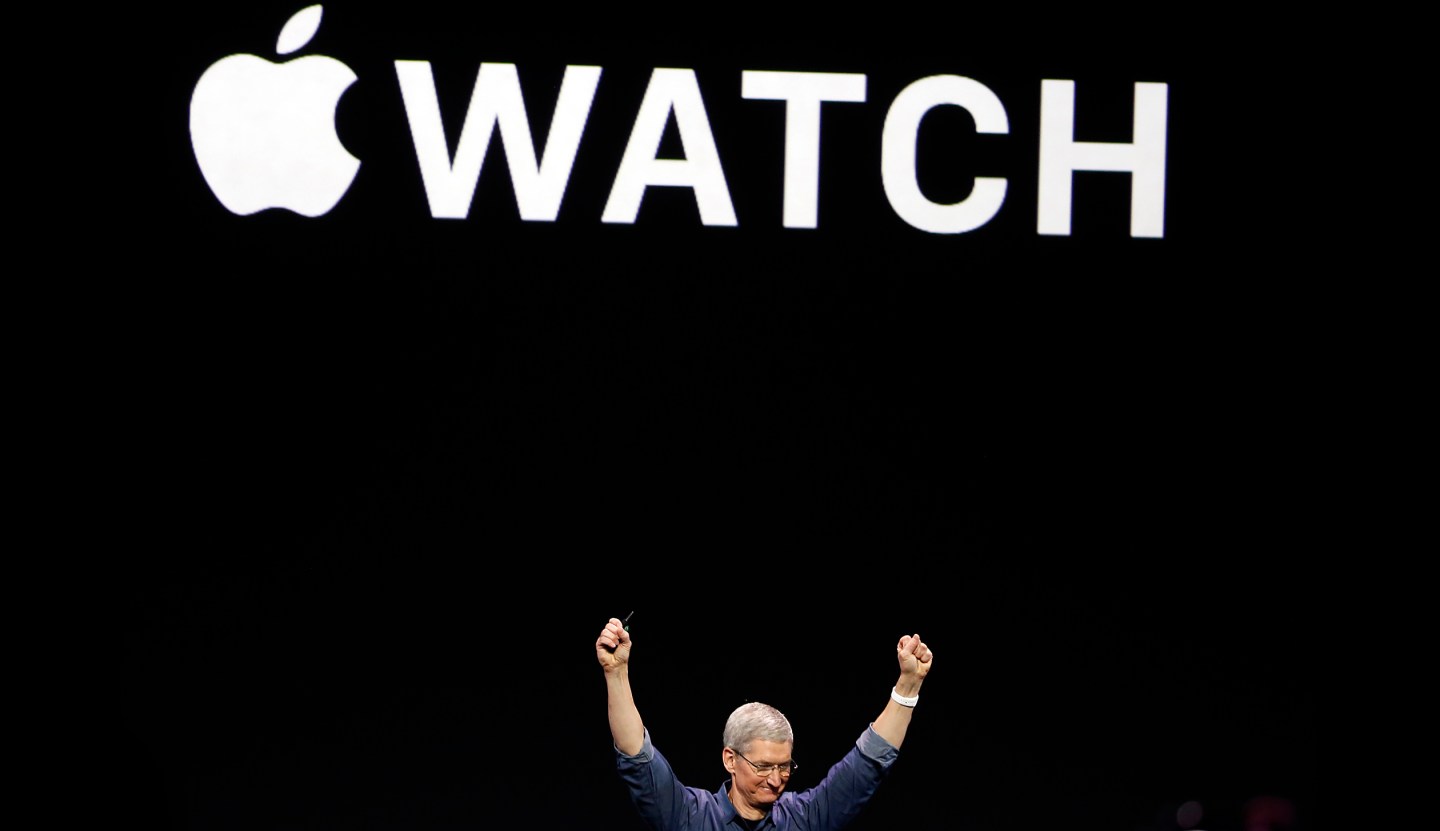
783, 634, 934, 831
871, 632, 933, 749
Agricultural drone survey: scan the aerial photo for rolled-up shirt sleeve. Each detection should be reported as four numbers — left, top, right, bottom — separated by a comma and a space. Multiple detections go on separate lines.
855, 724, 899, 767
617, 729, 698, 831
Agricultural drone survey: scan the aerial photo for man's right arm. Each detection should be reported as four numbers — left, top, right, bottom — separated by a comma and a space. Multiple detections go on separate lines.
596, 617, 644, 756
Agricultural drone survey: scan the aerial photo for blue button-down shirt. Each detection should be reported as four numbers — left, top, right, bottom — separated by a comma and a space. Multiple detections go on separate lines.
616, 726, 898, 831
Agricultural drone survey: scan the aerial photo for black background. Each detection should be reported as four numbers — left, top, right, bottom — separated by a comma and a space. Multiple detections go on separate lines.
113, 4, 1312, 830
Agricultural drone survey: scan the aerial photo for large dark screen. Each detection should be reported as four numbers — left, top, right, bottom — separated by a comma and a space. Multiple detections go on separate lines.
113, 5, 1311, 830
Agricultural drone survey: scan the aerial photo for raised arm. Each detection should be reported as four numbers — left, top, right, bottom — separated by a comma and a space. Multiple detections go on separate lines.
596, 617, 644, 756
871, 633, 934, 749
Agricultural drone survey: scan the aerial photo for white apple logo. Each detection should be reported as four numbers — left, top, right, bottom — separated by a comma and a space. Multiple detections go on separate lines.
190, 5, 360, 216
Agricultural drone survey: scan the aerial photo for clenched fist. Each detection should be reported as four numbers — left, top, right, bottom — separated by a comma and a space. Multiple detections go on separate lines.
896, 633, 933, 680
596, 617, 632, 673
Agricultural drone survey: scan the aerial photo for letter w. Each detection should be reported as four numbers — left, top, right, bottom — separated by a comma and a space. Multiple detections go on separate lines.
395, 61, 602, 220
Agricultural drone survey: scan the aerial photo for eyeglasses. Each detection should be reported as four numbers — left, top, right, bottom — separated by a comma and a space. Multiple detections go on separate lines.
733, 748, 797, 779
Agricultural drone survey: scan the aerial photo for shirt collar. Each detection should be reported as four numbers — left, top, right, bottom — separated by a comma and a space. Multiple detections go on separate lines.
718, 780, 775, 830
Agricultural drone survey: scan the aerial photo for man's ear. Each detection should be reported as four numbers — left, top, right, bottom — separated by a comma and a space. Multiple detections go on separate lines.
722, 747, 736, 774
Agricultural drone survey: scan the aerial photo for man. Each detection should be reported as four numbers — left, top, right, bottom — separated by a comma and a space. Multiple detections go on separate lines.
595, 617, 934, 831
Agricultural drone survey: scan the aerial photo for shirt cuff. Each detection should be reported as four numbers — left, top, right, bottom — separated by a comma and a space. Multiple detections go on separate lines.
857, 724, 899, 767
616, 728, 655, 762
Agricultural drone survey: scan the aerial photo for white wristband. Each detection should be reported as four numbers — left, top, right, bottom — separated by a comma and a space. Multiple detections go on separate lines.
890, 687, 919, 707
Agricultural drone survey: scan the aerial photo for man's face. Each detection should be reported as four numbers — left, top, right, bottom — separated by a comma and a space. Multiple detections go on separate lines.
724, 739, 794, 816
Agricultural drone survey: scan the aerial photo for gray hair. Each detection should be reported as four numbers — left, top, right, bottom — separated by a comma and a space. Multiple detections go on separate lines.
723, 702, 793, 753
